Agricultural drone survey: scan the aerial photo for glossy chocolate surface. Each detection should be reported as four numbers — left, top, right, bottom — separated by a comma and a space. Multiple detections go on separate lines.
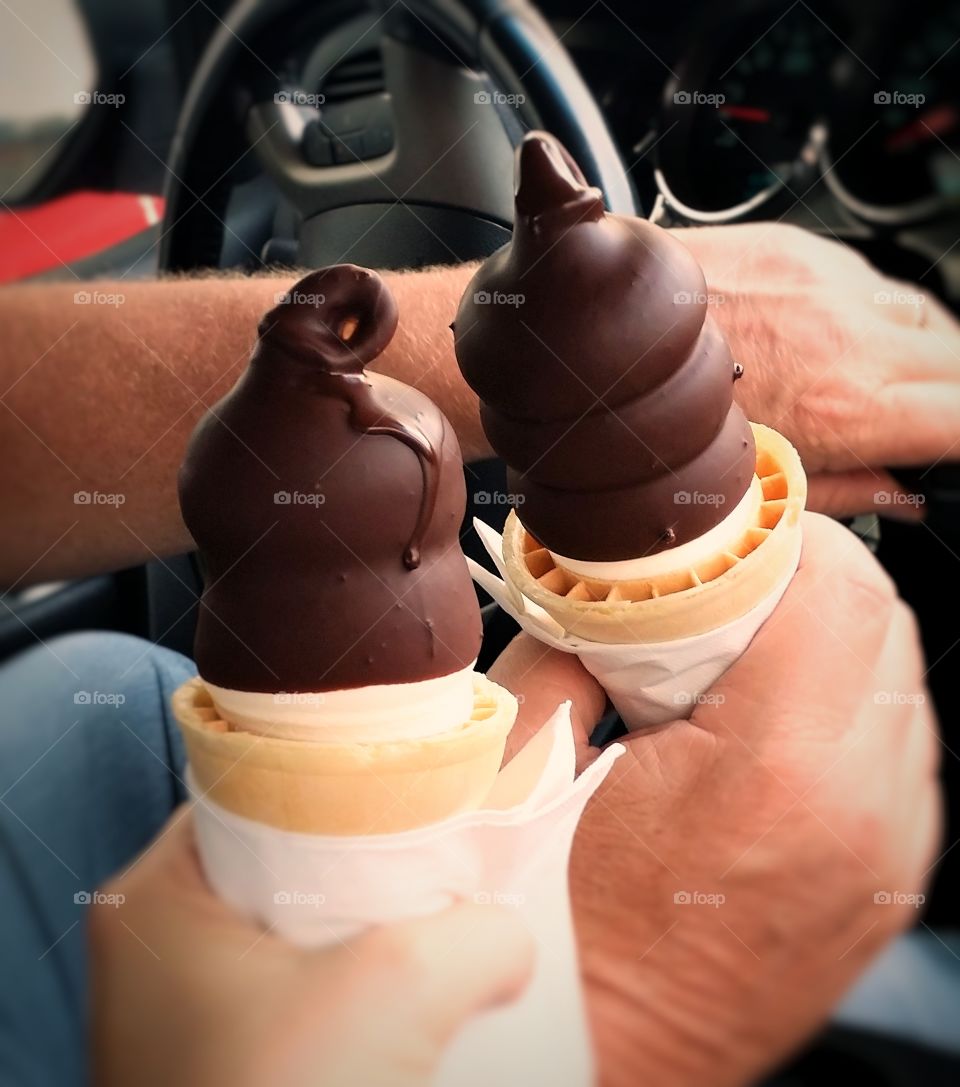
180, 265, 481, 692
454, 132, 755, 560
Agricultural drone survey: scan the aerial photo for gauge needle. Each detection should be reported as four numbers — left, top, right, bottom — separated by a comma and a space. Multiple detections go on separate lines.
717, 105, 771, 123
885, 103, 958, 152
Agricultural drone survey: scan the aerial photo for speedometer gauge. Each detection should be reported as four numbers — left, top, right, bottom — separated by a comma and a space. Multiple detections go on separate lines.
824, 1, 960, 222
657, 1, 846, 218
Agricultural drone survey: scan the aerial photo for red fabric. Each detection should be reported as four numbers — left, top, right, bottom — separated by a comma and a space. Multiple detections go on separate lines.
0, 191, 165, 283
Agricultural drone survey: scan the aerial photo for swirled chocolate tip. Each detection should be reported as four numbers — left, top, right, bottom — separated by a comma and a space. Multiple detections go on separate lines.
454, 131, 756, 562
514, 132, 605, 226
259, 264, 398, 373
180, 265, 481, 693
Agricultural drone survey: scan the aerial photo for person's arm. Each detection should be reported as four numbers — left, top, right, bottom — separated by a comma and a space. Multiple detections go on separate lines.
5, 223, 960, 587
0, 265, 481, 588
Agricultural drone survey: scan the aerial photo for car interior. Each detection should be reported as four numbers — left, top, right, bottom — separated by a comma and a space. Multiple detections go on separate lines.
1, 0, 959, 1081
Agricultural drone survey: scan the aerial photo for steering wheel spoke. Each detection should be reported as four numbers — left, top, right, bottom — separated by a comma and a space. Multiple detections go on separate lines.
160, 0, 636, 273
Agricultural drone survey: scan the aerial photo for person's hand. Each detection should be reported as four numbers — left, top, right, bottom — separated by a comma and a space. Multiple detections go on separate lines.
89, 812, 533, 1087
676, 222, 960, 520
490, 512, 941, 1087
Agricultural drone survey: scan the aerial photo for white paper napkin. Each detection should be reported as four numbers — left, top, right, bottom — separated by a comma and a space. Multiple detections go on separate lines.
470, 519, 801, 731
189, 702, 624, 1087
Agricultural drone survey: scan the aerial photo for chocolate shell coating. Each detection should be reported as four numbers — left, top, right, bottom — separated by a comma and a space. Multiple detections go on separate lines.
454, 132, 756, 561
179, 265, 481, 693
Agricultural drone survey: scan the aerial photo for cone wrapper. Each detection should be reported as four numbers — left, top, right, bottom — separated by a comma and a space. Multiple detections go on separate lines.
184, 697, 623, 1087
471, 524, 797, 729
469, 426, 806, 730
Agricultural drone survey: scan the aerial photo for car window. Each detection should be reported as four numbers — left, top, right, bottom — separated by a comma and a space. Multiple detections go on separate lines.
0, 0, 96, 201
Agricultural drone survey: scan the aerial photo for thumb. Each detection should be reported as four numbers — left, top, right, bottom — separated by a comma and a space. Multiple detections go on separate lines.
353, 902, 535, 1046
489, 634, 606, 767
696, 511, 900, 743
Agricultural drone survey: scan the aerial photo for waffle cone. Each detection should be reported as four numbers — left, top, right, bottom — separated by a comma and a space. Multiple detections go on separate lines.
502, 423, 806, 644
172, 673, 516, 835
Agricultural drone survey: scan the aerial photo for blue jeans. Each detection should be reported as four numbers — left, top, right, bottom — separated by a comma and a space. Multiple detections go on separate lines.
0, 632, 956, 1085
0, 633, 194, 1086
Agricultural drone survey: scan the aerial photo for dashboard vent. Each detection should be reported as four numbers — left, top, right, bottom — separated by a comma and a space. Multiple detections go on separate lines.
320, 48, 385, 103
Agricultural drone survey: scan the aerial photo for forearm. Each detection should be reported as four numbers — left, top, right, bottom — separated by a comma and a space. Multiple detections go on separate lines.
0, 263, 481, 587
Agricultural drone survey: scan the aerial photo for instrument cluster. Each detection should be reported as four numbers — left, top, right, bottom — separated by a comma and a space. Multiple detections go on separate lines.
652, 0, 960, 226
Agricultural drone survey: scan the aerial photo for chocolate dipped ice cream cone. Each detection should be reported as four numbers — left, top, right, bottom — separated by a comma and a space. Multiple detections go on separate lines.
175, 265, 515, 833
454, 131, 806, 644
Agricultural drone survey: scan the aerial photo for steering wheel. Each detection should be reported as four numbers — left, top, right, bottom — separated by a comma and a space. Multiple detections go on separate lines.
159, 0, 637, 273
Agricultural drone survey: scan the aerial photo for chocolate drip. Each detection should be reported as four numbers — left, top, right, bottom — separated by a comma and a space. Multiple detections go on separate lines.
260, 266, 440, 570
179, 265, 481, 693
332, 371, 440, 569
453, 132, 756, 562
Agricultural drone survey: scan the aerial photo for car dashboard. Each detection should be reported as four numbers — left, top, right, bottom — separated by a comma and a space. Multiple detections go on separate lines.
550, 0, 960, 301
